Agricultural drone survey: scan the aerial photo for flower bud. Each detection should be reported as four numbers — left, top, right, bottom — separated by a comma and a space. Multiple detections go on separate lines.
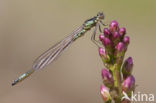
109, 20, 119, 33
99, 47, 110, 63
100, 85, 112, 103
123, 36, 130, 46
119, 27, 126, 37
122, 75, 135, 93
115, 42, 126, 54
102, 37, 112, 48
112, 32, 120, 44
115, 42, 126, 64
99, 34, 105, 41
112, 32, 120, 39
101, 69, 114, 87
104, 28, 111, 37
122, 57, 133, 78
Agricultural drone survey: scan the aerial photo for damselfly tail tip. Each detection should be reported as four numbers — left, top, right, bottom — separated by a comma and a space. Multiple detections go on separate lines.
11, 69, 35, 86
11, 80, 18, 86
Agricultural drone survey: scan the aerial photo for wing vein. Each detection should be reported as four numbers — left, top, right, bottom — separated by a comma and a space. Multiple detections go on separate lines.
32, 25, 84, 71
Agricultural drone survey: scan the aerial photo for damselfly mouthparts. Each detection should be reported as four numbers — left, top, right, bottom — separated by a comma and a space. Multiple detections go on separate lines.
12, 12, 106, 86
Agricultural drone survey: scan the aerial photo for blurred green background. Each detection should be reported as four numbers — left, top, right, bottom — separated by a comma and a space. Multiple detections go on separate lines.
0, 0, 156, 103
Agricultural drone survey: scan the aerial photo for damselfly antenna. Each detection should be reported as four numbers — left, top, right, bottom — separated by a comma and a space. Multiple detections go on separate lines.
12, 12, 106, 86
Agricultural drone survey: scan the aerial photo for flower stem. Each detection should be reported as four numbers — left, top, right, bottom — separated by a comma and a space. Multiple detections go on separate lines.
111, 64, 122, 96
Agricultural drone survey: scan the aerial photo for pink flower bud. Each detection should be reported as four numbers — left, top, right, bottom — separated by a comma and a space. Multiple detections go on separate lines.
99, 47, 110, 63
115, 42, 126, 62
100, 85, 112, 102
123, 36, 130, 46
115, 42, 125, 52
99, 34, 105, 41
103, 37, 112, 47
122, 57, 133, 78
112, 32, 120, 44
101, 69, 114, 87
104, 28, 111, 37
122, 75, 135, 93
109, 20, 119, 32
112, 32, 120, 39
119, 27, 126, 37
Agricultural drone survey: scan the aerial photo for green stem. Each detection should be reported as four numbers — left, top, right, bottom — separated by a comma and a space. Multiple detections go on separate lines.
111, 64, 122, 102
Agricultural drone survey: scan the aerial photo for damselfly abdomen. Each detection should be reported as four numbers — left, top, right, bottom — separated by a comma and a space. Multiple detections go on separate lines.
12, 12, 106, 86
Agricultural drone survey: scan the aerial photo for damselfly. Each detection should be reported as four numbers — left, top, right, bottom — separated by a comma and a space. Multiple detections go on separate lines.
12, 12, 106, 86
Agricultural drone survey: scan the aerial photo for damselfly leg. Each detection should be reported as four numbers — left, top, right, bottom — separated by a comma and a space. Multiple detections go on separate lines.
91, 23, 101, 47
100, 20, 108, 26
91, 21, 107, 47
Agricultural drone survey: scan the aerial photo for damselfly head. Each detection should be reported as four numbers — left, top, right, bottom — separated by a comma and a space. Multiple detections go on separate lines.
97, 12, 104, 20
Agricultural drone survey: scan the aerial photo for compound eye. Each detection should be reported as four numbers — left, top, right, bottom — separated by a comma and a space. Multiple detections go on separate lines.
97, 12, 104, 19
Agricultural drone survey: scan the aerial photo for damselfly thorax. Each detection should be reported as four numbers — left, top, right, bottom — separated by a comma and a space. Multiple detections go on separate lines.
12, 12, 106, 86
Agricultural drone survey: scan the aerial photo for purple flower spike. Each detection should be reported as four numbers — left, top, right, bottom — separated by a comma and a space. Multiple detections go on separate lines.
119, 27, 126, 37
104, 28, 111, 37
99, 47, 110, 63
109, 20, 119, 33
123, 36, 130, 46
99, 34, 105, 41
98, 20, 135, 103
101, 69, 114, 87
122, 57, 133, 78
100, 85, 112, 102
122, 75, 135, 93
115, 42, 125, 52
